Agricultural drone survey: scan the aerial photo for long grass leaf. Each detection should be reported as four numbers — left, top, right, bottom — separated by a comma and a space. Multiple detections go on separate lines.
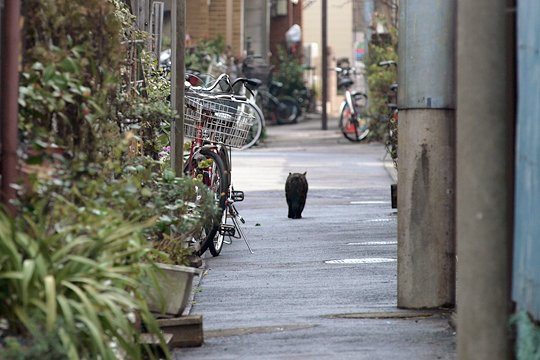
45, 275, 57, 332
61, 281, 101, 326
57, 295, 76, 334
0, 271, 25, 280
21, 259, 36, 306
58, 327, 80, 360
14, 306, 39, 336
76, 315, 110, 358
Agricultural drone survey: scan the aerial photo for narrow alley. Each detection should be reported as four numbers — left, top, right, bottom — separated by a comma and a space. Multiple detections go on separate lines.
174, 116, 456, 359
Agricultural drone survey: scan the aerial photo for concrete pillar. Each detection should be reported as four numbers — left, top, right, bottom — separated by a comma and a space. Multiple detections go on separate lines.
397, 110, 455, 308
397, 1, 456, 308
456, 0, 513, 358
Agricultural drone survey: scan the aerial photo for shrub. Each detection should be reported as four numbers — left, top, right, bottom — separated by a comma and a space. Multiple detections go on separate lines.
0, 204, 168, 359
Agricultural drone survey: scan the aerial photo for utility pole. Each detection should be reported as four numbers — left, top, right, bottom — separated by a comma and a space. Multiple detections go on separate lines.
456, 0, 514, 358
397, 1, 456, 308
321, 0, 328, 130
171, 0, 185, 177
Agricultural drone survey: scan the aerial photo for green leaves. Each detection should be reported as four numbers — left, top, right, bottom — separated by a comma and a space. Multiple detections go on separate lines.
0, 206, 169, 359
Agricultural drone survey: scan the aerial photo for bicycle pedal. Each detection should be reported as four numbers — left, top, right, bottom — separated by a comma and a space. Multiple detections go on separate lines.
219, 224, 236, 236
232, 190, 244, 202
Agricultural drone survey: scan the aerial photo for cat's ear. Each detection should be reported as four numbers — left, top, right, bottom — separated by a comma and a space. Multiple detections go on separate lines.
289, 172, 292, 176
303, 172, 307, 176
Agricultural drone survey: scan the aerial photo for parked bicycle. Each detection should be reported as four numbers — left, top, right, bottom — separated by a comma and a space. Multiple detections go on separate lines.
378, 60, 398, 167
183, 74, 255, 256
336, 66, 370, 142
242, 55, 301, 125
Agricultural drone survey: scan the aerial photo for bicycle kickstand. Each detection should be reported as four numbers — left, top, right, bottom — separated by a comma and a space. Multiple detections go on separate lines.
230, 204, 253, 254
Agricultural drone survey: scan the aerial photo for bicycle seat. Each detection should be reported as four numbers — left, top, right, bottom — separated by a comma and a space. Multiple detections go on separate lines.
232, 77, 263, 91
338, 78, 354, 90
352, 91, 367, 98
390, 83, 398, 92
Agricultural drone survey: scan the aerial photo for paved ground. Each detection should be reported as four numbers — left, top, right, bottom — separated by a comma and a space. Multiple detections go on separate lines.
173, 115, 456, 359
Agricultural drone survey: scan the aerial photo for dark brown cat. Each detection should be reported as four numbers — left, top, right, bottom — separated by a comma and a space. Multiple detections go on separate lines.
285, 172, 308, 219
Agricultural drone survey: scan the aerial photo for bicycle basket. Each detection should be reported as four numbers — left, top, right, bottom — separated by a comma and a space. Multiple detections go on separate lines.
184, 95, 254, 148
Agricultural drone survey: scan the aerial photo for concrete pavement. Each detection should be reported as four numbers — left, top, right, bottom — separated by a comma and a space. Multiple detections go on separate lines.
174, 115, 456, 359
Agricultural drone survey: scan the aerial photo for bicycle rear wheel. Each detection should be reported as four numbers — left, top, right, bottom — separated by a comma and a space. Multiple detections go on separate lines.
276, 96, 300, 125
339, 103, 370, 142
186, 148, 228, 256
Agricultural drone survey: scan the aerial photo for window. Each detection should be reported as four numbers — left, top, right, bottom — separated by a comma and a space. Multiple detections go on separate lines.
271, 0, 288, 17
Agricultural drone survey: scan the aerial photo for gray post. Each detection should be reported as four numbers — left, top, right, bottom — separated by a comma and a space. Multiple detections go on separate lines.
397, 1, 456, 308
171, 0, 185, 177
321, 0, 328, 130
456, 0, 513, 358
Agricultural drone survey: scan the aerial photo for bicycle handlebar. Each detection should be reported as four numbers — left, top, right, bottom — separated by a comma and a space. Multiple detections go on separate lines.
378, 60, 397, 68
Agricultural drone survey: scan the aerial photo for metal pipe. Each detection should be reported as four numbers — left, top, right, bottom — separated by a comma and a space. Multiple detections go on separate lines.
321, 0, 327, 130
1, 0, 21, 215
171, 0, 185, 177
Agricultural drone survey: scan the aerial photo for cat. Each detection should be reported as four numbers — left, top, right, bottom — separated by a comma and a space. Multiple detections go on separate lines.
285, 172, 308, 219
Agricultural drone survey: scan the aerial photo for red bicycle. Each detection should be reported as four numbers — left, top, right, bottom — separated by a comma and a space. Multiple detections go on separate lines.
183, 75, 254, 256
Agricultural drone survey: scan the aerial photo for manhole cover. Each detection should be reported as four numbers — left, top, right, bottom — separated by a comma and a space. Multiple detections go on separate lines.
325, 258, 396, 264
350, 201, 389, 205
347, 241, 397, 246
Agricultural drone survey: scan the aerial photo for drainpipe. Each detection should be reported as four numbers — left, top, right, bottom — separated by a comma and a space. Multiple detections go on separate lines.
171, 0, 185, 177
1, 0, 21, 215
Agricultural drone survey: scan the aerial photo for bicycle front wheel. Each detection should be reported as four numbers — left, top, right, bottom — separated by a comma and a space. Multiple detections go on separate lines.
241, 102, 265, 150
339, 103, 369, 142
187, 148, 228, 257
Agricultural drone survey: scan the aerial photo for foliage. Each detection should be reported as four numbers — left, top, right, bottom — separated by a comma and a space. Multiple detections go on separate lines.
1, 331, 67, 359
0, 205, 168, 359
273, 46, 306, 96
11, 0, 219, 358
365, 13, 398, 137
18, 49, 106, 158
185, 35, 226, 73
17, 135, 217, 264
20, 0, 124, 162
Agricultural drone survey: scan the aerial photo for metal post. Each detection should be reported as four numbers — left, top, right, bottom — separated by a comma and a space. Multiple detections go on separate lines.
1, 0, 21, 215
397, 0, 456, 308
321, 0, 328, 130
456, 0, 513, 357
171, 0, 185, 177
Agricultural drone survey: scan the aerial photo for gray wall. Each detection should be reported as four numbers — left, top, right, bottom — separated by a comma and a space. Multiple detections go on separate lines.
244, 0, 269, 58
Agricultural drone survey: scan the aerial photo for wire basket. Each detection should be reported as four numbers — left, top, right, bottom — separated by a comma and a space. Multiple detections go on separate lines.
184, 94, 254, 148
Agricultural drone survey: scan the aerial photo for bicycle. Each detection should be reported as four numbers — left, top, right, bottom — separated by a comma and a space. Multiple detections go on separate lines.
183, 75, 255, 256
378, 60, 398, 168
335, 66, 370, 142
242, 55, 301, 125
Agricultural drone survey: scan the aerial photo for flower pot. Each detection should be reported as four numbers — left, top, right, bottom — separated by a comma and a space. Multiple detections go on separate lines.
146, 263, 202, 316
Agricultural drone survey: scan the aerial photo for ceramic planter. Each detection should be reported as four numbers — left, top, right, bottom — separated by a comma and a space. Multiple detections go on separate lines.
146, 263, 202, 316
